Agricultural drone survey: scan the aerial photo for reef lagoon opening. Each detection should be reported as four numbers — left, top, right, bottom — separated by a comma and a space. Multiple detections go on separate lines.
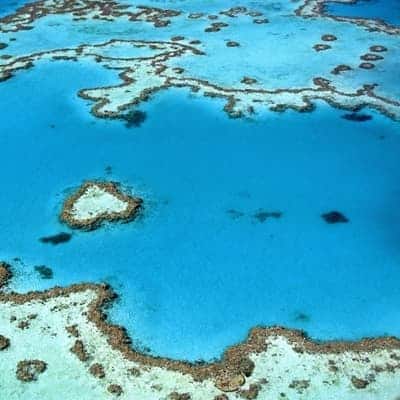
1, 60, 400, 362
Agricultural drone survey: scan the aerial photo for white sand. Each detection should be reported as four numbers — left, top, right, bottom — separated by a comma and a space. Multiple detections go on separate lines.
1, 285, 400, 399
71, 185, 128, 221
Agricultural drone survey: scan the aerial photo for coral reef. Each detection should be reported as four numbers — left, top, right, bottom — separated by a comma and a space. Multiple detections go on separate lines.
0, 334, 10, 350
1, 266, 400, 398
0, 0, 397, 122
34, 265, 54, 279
60, 181, 142, 230
321, 211, 349, 224
16, 360, 47, 382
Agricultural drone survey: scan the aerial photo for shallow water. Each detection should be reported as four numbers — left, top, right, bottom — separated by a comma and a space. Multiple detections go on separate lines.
1, 57, 400, 361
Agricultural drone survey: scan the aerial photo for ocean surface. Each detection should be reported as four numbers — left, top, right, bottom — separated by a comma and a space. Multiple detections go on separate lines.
326, 0, 400, 26
1, 0, 400, 364
1, 59, 400, 361
0, 0, 30, 17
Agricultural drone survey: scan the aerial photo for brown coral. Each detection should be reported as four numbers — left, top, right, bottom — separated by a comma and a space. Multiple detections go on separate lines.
16, 360, 47, 382
168, 392, 191, 400
89, 363, 105, 378
0, 334, 10, 350
0, 262, 11, 288
321, 34, 337, 42
351, 376, 369, 389
107, 384, 123, 396
70, 340, 89, 361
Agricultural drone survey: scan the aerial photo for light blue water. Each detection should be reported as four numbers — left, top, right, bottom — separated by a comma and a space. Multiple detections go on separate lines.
97, 42, 161, 59
327, 0, 400, 26
1, 60, 400, 361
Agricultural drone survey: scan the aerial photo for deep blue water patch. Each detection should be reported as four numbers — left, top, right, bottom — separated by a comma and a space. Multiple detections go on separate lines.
326, 0, 400, 27
34, 265, 54, 279
0, 0, 32, 17
342, 112, 373, 122
123, 110, 147, 128
39, 232, 72, 245
1, 61, 400, 362
321, 211, 349, 224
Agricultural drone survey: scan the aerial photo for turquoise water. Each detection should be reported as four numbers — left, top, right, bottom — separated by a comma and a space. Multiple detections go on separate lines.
327, 0, 400, 26
1, 59, 400, 361
1, 0, 400, 364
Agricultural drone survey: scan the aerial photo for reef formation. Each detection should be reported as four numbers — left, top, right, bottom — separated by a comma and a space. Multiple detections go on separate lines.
61, 181, 142, 230
1, 262, 400, 398
0, 0, 399, 120
1, 1, 400, 398
297, 0, 400, 35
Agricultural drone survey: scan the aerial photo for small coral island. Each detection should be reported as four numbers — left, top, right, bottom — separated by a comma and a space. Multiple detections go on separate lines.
61, 181, 142, 230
